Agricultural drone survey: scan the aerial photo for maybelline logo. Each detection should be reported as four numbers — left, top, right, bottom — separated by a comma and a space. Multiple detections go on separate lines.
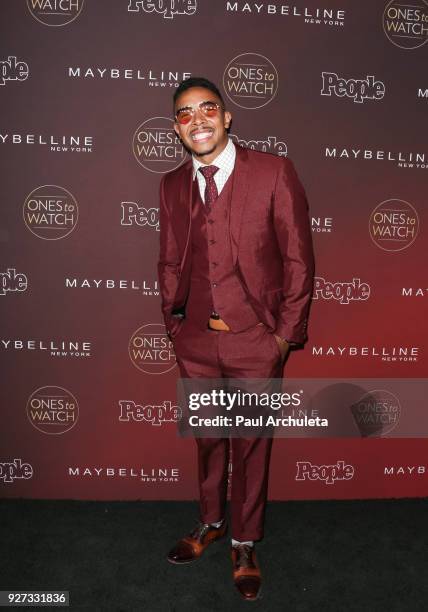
121, 202, 160, 231
119, 400, 182, 425
68, 67, 191, 86
230, 133, 287, 157
65, 278, 159, 295
0, 56, 29, 86
418, 88, 428, 98
128, 0, 197, 19
1, 268, 28, 295
0, 459, 33, 484
312, 346, 419, 362
321, 72, 385, 103
313, 277, 370, 304
0, 133, 93, 153
402, 287, 427, 297
325, 147, 427, 170
1, 339, 91, 358
296, 460, 354, 485
68, 466, 180, 482
226, 3, 345, 26
384, 465, 427, 476
311, 216, 333, 233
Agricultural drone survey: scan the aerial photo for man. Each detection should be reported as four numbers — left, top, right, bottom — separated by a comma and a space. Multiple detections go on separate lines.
158, 76, 314, 601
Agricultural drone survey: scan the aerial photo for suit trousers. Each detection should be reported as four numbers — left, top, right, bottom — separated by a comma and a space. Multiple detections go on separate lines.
172, 319, 284, 541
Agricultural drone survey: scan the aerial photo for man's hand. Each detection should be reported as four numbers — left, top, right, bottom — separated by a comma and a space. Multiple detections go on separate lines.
273, 335, 290, 360
168, 313, 185, 340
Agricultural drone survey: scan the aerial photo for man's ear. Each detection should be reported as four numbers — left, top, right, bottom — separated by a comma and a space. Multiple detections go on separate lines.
224, 111, 232, 129
173, 122, 180, 138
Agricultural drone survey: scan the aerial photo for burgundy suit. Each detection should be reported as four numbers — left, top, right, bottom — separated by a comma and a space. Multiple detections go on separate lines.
158, 143, 314, 540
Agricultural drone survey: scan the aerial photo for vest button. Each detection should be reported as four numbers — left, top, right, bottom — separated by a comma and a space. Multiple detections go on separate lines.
207, 219, 214, 224
209, 239, 216, 245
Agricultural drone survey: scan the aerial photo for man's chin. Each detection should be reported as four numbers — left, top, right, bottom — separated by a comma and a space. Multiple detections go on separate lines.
189, 143, 216, 159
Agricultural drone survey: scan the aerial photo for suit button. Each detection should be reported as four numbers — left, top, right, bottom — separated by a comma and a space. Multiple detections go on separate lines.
212, 262, 218, 267
212, 283, 218, 287
209, 239, 216, 245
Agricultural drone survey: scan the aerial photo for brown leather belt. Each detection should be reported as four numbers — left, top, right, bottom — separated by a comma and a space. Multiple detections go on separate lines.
208, 317, 264, 331
208, 317, 231, 331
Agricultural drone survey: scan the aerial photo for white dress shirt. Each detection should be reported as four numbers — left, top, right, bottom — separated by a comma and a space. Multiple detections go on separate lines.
192, 137, 236, 203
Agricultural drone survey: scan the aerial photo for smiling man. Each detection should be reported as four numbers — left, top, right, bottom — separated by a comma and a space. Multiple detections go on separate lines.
158, 76, 314, 601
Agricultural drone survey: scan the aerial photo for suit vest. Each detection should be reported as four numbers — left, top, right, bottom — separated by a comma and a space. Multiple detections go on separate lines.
185, 171, 260, 331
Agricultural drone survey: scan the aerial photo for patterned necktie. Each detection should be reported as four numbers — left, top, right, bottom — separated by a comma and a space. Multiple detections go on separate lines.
199, 165, 219, 205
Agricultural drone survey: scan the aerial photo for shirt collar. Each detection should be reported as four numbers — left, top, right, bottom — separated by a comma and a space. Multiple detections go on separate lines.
192, 137, 235, 179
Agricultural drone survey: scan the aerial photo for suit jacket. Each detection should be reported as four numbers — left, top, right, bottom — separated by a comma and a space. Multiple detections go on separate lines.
158, 144, 315, 344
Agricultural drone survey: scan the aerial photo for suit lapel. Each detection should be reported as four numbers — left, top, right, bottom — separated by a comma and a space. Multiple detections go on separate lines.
229, 145, 249, 266
176, 162, 193, 266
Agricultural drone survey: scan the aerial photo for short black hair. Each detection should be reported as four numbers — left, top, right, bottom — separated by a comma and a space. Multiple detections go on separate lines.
173, 76, 225, 108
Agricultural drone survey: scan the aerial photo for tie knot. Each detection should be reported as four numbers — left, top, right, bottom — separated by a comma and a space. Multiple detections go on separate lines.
199, 165, 219, 180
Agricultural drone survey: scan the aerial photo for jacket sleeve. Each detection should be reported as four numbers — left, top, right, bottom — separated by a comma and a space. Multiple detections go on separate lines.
157, 174, 182, 339
272, 157, 315, 345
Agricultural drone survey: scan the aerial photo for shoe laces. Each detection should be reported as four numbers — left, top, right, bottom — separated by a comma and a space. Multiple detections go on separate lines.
189, 522, 212, 543
234, 544, 255, 569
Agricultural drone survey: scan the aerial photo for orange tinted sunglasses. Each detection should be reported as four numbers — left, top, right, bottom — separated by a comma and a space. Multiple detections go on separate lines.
175, 101, 221, 125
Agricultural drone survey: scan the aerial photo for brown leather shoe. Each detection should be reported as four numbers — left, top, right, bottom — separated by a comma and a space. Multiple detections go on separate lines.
231, 544, 262, 601
167, 520, 227, 564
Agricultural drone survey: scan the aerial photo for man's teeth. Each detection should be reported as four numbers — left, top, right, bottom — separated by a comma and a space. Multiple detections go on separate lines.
192, 131, 212, 141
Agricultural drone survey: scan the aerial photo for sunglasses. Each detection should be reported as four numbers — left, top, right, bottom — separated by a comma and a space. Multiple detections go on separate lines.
175, 101, 221, 125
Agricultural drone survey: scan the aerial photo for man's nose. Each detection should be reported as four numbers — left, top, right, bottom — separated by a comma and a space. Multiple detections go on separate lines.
191, 107, 205, 124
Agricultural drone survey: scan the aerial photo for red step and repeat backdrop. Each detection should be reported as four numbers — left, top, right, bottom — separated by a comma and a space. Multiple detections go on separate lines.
1, 1, 427, 501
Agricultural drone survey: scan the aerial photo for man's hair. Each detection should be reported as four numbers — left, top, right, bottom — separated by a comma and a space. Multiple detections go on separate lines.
173, 76, 225, 108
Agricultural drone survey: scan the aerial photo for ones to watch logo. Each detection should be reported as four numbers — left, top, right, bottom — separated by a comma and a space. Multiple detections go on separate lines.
23, 185, 79, 240
129, 323, 176, 374
132, 117, 187, 173
351, 389, 401, 437
27, 386, 79, 434
27, 0, 85, 26
369, 199, 419, 252
223, 53, 278, 109
382, 0, 428, 49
